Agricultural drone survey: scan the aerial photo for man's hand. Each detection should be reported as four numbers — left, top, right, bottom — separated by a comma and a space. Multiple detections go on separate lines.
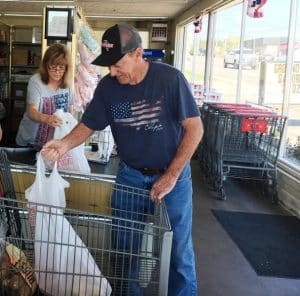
41, 122, 93, 162
150, 172, 178, 204
41, 139, 66, 162
150, 116, 203, 205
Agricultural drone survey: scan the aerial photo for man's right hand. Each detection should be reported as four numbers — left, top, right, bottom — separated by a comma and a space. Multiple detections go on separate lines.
41, 139, 66, 162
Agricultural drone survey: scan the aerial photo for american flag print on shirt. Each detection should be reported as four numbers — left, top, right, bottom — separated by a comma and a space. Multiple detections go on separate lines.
111, 99, 162, 130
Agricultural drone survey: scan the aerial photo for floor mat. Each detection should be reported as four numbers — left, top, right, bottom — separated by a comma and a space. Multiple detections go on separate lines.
212, 209, 300, 279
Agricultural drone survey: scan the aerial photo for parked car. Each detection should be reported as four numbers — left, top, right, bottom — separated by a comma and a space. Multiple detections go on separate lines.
224, 48, 257, 69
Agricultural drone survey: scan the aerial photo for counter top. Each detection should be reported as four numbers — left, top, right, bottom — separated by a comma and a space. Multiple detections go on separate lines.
1, 147, 119, 177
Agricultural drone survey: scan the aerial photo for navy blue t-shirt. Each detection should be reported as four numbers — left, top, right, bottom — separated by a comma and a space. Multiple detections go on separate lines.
82, 61, 200, 169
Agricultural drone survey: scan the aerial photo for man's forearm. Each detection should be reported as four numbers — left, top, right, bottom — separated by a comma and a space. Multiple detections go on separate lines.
166, 117, 203, 179
62, 122, 94, 152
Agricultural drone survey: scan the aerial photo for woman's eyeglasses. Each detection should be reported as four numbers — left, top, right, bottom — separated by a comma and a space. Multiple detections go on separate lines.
48, 65, 66, 73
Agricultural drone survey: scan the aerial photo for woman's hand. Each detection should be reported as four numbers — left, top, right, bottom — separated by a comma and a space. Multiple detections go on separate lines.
46, 114, 63, 128
28, 104, 62, 127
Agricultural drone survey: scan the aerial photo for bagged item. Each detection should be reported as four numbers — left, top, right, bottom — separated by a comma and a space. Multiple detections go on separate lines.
0, 219, 37, 296
53, 109, 91, 174
25, 153, 111, 296
86, 129, 115, 164
98, 127, 115, 163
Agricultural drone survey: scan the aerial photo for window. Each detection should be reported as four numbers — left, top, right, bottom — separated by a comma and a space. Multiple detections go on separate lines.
180, 15, 208, 85
282, 2, 300, 168
211, 4, 243, 102
240, 0, 290, 106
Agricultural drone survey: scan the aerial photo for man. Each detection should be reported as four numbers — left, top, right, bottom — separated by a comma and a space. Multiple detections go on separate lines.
43, 23, 203, 295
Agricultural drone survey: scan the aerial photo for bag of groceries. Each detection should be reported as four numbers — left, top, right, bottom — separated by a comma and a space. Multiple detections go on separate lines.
52, 109, 91, 174
25, 153, 111, 296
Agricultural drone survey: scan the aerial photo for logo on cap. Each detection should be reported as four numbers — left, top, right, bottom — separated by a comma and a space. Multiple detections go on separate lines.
102, 40, 114, 52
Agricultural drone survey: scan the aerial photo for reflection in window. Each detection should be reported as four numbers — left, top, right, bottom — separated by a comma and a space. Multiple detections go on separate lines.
211, 4, 242, 102
241, 0, 290, 106
283, 2, 300, 168
181, 15, 208, 85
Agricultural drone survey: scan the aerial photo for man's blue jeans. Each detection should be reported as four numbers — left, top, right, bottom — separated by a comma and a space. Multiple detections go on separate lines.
111, 161, 198, 296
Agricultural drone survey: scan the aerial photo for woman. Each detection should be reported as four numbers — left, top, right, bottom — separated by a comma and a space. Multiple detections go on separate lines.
16, 43, 73, 150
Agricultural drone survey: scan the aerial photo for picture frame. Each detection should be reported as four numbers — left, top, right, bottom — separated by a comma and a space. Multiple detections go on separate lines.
45, 7, 72, 40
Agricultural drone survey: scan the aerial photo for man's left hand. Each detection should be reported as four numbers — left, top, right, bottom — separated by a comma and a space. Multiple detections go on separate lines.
150, 172, 177, 204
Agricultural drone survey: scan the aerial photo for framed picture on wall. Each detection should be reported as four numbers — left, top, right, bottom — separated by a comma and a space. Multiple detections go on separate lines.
45, 7, 73, 40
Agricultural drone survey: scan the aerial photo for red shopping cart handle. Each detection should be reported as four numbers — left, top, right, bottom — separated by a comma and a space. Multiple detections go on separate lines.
234, 112, 280, 118
220, 106, 269, 111
211, 103, 250, 107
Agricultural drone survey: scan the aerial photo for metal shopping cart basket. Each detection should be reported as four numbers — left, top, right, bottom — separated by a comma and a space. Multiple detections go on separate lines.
0, 150, 173, 296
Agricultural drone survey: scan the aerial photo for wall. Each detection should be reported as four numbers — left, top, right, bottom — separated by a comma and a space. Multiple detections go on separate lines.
0, 17, 42, 27
277, 162, 300, 217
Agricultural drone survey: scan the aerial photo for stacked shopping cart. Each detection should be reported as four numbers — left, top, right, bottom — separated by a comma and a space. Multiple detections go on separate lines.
199, 103, 287, 201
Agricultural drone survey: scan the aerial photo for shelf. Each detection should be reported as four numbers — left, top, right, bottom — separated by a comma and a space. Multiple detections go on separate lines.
12, 65, 38, 68
12, 42, 41, 47
11, 81, 29, 84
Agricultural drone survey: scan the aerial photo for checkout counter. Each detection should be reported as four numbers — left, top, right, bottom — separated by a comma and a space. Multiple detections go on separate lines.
1, 147, 120, 215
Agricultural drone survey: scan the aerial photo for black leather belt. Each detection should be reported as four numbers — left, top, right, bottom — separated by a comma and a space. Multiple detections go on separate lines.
135, 167, 166, 176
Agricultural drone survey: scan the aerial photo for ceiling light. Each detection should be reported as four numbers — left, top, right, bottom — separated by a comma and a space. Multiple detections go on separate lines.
2, 0, 74, 2
3, 13, 42, 17
86, 15, 168, 19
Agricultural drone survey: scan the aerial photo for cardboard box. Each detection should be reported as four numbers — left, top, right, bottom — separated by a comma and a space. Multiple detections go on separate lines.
12, 48, 29, 66
13, 28, 32, 43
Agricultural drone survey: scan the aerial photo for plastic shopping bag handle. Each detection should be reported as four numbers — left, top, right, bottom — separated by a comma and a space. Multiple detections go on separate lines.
31, 153, 68, 207
36, 153, 60, 188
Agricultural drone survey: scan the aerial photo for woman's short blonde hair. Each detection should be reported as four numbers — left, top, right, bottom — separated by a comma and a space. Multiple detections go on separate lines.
39, 43, 72, 88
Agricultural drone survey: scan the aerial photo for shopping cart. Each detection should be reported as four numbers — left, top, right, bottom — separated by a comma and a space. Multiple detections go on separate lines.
199, 103, 287, 201
0, 150, 173, 296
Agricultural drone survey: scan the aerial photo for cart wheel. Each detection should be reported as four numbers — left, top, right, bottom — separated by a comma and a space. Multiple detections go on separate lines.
219, 187, 226, 201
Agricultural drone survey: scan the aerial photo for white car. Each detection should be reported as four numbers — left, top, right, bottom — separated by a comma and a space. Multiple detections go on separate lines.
224, 48, 257, 69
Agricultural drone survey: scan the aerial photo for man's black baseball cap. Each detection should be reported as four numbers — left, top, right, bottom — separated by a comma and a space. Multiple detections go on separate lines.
92, 24, 142, 67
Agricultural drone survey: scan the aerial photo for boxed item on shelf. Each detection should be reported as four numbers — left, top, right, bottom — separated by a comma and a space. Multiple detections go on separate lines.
12, 83, 27, 99
11, 74, 31, 83
33, 54, 41, 66
13, 28, 32, 43
12, 48, 29, 66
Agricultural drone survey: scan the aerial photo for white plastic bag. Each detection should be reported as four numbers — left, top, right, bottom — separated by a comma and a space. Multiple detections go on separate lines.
97, 127, 115, 163
53, 109, 91, 174
25, 153, 111, 296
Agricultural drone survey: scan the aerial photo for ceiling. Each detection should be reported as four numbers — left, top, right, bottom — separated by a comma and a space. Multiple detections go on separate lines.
0, 0, 202, 20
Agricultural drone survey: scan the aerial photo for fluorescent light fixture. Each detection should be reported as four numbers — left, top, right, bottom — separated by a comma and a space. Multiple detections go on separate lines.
86, 15, 168, 19
2, 0, 74, 2
3, 13, 42, 17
